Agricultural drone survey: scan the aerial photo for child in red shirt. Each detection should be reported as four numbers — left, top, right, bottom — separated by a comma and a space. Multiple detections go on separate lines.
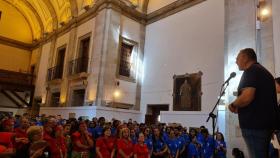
117, 127, 133, 158
96, 126, 116, 158
72, 121, 94, 158
133, 133, 149, 158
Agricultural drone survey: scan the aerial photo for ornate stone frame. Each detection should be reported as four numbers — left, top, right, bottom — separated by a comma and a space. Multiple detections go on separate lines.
173, 71, 203, 111
68, 84, 87, 107
116, 36, 138, 83
75, 32, 92, 60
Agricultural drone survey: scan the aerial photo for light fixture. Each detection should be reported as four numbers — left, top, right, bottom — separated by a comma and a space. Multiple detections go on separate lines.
113, 90, 121, 99
257, 1, 271, 22
260, 7, 269, 17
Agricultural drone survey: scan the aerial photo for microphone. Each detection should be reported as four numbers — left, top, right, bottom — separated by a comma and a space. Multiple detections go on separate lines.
223, 72, 236, 85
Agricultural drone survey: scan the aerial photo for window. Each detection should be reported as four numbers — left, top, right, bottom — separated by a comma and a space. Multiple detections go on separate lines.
47, 46, 66, 81
71, 89, 85, 107
117, 37, 138, 81
79, 37, 90, 58
69, 35, 90, 75
56, 47, 66, 78
50, 92, 60, 107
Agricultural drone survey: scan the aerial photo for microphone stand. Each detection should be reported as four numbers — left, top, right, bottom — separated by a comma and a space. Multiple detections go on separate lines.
206, 81, 229, 156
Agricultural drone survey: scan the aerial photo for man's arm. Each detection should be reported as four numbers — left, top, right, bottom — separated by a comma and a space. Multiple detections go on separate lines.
229, 87, 256, 113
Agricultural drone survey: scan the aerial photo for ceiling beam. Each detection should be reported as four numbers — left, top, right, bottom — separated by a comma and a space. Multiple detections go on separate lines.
142, 0, 149, 13
42, 0, 59, 30
69, 0, 78, 17
21, 0, 45, 32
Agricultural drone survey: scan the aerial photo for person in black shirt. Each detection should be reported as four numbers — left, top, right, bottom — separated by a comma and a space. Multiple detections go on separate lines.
276, 77, 280, 106
228, 48, 279, 158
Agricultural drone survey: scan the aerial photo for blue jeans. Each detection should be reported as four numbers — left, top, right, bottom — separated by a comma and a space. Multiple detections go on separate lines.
241, 128, 272, 158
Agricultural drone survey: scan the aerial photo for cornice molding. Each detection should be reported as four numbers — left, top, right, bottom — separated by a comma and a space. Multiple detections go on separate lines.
29, 0, 206, 49
0, 36, 34, 51
147, 0, 206, 25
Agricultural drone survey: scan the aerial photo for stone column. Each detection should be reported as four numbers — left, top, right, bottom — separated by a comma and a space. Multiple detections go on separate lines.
60, 24, 78, 106
225, 0, 257, 157
45, 37, 57, 106
48, 37, 57, 68
31, 46, 43, 116
272, 0, 280, 76
259, 0, 275, 75
93, 6, 121, 106
134, 23, 146, 110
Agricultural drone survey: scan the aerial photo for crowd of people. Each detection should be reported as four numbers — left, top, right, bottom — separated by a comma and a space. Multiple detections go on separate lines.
0, 113, 229, 158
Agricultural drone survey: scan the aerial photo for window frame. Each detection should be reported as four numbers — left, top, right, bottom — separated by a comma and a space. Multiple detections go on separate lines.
116, 36, 138, 82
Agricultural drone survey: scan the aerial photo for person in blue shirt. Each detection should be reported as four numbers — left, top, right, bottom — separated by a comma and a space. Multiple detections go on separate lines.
130, 129, 138, 144
196, 126, 205, 144
145, 136, 153, 153
94, 125, 103, 139
163, 127, 170, 142
111, 119, 120, 136
94, 117, 105, 139
166, 129, 179, 158
152, 127, 168, 158
182, 127, 190, 143
174, 127, 187, 158
189, 128, 198, 143
144, 127, 153, 154
215, 132, 227, 158
181, 129, 191, 158
144, 127, 152, 139
87, 121, 96, 137
34, 116, 43, 126
200, 128, 215, 158
188, 136, 201, 158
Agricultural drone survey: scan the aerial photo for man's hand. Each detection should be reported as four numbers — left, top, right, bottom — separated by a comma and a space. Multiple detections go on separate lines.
228, 103, 238, 114
15, 138, 29, 144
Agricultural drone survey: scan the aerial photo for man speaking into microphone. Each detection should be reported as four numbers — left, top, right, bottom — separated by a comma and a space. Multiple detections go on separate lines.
228, 48, 279, 158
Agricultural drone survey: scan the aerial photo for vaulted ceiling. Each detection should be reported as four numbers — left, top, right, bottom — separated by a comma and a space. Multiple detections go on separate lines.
0, 0, 148, 42
2, 0, 75, 40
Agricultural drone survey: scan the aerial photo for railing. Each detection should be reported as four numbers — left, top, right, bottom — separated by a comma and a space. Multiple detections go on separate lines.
0, 69, 34, 85
68, 57, 89, 75
47, 65, 63, 81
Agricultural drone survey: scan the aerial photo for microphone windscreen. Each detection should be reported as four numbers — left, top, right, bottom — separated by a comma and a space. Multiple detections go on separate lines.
230, 72, 236, 78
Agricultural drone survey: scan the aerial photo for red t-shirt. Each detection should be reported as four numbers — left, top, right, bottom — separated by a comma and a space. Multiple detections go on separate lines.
44, 133, 67, 158
72, 131, 92, 152
96, 137, 116, 158
14, 128, 27, 149
0, 132, 14, 148
117, 138, 133, 158
0, 145, 7, 153
133, 144, 149, 158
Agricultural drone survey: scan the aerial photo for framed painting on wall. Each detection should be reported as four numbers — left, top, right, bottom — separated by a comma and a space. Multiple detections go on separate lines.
173, 71, 203, 111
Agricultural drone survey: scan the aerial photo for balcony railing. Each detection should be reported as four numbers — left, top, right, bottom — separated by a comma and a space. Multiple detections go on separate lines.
68, 57, 89, 75
47, 65, 63, 81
